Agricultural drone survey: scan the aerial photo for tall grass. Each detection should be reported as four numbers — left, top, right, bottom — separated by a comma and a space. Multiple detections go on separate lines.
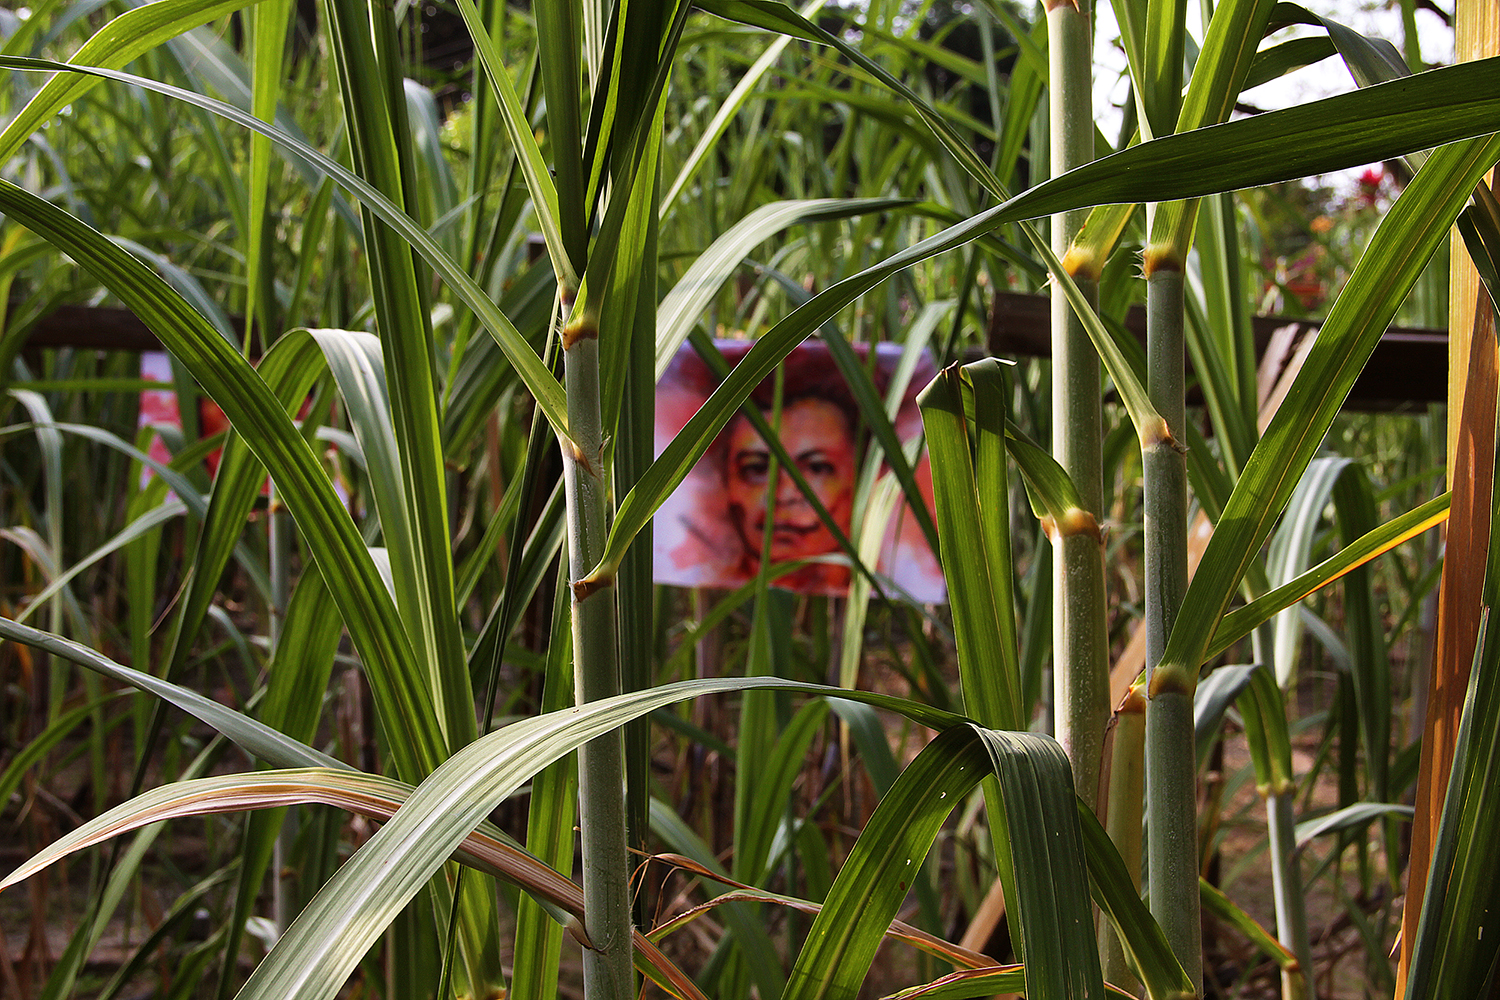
0, 2, 1498, 999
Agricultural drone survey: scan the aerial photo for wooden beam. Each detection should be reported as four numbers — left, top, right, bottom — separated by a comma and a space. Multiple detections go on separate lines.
16, 303, 253, 355
987, 290, 1447, 410
14, 293, 1448, 410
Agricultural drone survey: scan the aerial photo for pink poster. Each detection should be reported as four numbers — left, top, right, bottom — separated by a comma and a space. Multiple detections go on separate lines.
138, 352, 322, 498
653, 340, 945, 602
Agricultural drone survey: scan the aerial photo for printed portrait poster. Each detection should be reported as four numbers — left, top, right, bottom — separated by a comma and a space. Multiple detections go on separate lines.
653, 340, 945, 602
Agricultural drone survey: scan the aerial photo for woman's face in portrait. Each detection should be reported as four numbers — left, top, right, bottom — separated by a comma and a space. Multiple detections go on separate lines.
725, 396, 857, 567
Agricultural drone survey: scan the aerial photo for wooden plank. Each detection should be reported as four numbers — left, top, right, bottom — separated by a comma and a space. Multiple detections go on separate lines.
14, 291, 1448, 409
986, 290, 1447, 410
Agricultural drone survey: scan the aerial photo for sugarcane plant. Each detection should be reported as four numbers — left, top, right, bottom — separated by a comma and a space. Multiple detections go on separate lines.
1, 1, 1500, 999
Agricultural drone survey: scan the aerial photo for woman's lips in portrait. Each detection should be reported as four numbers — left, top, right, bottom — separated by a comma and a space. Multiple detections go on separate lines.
760, 517, 823, 556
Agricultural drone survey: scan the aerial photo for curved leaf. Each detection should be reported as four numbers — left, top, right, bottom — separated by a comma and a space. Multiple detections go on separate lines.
1159, 131, 1500, 688
655, 197, 911, 378
1294, 802, 1415, 848
226, 676, 964, 1000
1208, 492, 1449, 659
0, 615, 347, 772
0, 767, 709, 1000
0, 54, 569, 437
0, 0, 260, 163
785, 728, 1102, 1000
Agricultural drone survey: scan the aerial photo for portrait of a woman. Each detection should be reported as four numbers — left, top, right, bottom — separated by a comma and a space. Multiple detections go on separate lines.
653, 339, 944, 601
724, 393, 859, 591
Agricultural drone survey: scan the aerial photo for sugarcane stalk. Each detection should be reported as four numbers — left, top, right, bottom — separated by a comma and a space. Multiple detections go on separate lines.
561, 309, 634, 1000
1266, 788, 1314, 1000
1101, 684, 1146, 995
1142, 253, 1201, 989
1046, 0, 1110, 815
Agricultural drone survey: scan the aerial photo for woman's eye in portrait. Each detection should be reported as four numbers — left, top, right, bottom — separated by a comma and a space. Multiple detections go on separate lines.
735, 452, 771, 485
800, 453, 837, 478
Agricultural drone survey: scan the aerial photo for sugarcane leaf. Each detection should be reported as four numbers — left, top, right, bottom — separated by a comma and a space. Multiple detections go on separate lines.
1004, 418, 1090, 528
1024, 58, 1500, 213
1074, 801, 1195, 1000
1269, 2, 1409, 89
0, 54, 569, 437
0, 0, 265, 163
1159, 131, 1500, 688
659, 0, 827, 213
1330, 464, 1395, 806
1406, 574, 1500, 992
1459, 211, 1500, 317
919, 363, 1023, 731
0, 181, 458, 782
1141, 0, 1186, 138
1238, 666, 1293, 789
0, 692, 125, 818
655, 197, 912, 379
448, 0, 573, 287
644, 851, 1001, 975
786, 727, 1103, 1000
696, 0, 1005, 199
159, 328, 325, 703
1245, 36, 1336, 90
1457, 184, 1500, 316
4, 418, 268, 609
1193, 664, 1259, 769
1294, 803, 1415, 848
0, 615, 348, 772
10, 499, 185, 621
0, 766, 706, 1000
1267, 456, 1353, 688
1175, 0, 1281, 136
647, 801, 788, 991
141, 10, 359, 232
1186, 195, 1259, 478
881, 968, 1138, 1000
325, 5, 485, 804
190, 676, 962, 1000
220, 561, 344, 1000
1199, 879, 1298, 970
991, 12, 1047, 186
509, 568, 577, 1000
1208, 492, 1450, 659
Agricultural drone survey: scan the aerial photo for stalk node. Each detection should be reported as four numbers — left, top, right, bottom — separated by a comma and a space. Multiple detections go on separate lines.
564, 435, 600, 477
1041, 507, 1104, 545
572, 573, 614, 602
562, 314, 599, 350
1147, 664, 1196, 698
1061, 243, 1101, 281
1142, 245, 1184, 277
1140, 416, 1184, 453
566, 916, 594, 949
